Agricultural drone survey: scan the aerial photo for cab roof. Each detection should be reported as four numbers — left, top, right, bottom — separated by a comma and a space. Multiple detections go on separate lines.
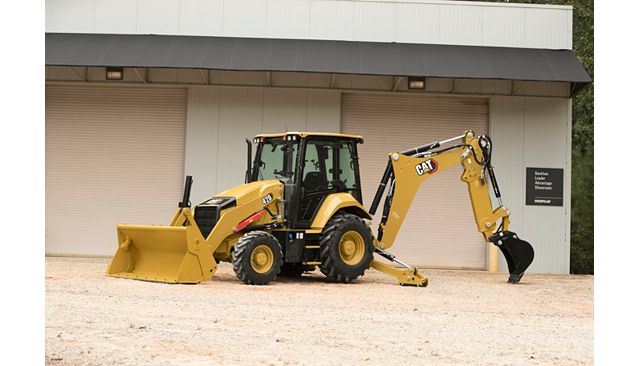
254, 132, 363, 143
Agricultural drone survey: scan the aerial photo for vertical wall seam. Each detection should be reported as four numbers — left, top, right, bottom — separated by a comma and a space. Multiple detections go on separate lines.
304, 89, 309, 131
260, 87, 265, 132
135, 0, 140, 33
214, 87, 222, 193
177, 0, 183, 34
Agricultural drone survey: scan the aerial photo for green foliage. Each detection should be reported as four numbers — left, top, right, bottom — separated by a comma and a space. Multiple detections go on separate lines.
567, 0, 594, 274
474, 1, 594, 273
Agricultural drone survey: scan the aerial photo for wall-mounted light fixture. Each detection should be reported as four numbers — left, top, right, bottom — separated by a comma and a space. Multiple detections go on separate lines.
407, 76, 426, 90
106, 67, 124, 80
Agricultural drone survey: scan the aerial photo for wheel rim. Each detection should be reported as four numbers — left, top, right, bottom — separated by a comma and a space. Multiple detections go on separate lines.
250, 245, 274, 274
339, 231, 366, 266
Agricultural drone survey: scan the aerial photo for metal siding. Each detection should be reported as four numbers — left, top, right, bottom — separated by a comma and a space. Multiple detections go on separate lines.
180, 0, 224, 36
352, 1, 396, 42
263, 89, 309, 132
46, 0, 573, 49
216, 87, 264, 191
439, 3, 483, 46
564, 99, 572, 274
335, 75, 393, 90
46, 85, 187, 255
489, 96, 571, 274
395, 3, 440, 44
307, 90, 341, 131
185, 86, 221, 204
525, 7, 571, 49
213, 71, 268, 86
184, 86, 341, 202
522, 98, 570, 273
94, 0, 138, 34
137, 0, 181, 34
481, 5, 525, 48
222, 0, 267, 37
341, 93, 488, 269
266, 0, 310, 39
488, 96, 525, 273
309, 0, 354, 41
49, 0, 95, 32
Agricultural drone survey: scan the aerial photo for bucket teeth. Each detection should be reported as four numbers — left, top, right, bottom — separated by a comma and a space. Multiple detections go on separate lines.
508, 274, 523, 284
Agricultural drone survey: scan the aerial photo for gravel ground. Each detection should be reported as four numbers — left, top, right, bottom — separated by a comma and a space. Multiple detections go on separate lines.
45, 257, 593, 366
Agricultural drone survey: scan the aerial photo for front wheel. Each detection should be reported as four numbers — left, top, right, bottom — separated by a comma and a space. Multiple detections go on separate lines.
319, 213, 373, 283
232, 231, 283, 285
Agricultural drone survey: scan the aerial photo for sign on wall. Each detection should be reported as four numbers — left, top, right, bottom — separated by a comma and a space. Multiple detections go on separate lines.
526, 168, 564, 206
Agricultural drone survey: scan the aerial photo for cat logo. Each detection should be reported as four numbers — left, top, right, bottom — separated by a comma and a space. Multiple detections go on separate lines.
262, 193, 273, 205
415, 159, 438, 176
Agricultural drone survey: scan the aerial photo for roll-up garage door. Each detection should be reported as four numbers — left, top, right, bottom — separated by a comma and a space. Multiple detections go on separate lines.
46, 85, 187, 256
341, 93, 488, 269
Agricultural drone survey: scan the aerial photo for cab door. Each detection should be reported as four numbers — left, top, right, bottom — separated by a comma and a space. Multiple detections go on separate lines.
296, 139, 362, 228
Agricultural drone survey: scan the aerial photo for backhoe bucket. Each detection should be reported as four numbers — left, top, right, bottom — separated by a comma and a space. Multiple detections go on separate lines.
106, 224, 216, 284
490, 231, 534, 284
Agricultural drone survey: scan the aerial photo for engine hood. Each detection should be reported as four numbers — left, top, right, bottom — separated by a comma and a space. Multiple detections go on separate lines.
215, 180, 283, 205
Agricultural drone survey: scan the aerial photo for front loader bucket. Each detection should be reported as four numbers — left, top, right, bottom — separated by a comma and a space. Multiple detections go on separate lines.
490, 231, 534, 284
106, 224, 216, 284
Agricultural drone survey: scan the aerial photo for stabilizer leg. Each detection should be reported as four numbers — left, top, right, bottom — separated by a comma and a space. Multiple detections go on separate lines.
370, 247, 429, 287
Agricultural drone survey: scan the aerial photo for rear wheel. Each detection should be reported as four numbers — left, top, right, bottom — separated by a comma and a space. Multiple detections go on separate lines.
319, 212, 373, 283
232, 231, 283, 285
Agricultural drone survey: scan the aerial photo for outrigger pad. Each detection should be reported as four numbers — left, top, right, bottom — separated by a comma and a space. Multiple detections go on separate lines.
489, 231, 535, 284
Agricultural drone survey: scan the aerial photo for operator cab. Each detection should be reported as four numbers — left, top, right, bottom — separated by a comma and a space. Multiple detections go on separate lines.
249, 132, 364, 228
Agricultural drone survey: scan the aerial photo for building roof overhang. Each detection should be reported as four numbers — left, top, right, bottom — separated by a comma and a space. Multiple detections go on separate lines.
45, 33, 592, 96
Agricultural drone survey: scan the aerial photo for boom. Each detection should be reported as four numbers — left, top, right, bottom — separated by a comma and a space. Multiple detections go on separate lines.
368, 131, 534, 286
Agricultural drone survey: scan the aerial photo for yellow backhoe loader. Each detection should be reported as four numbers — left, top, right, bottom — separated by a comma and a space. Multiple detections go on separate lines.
107, 130, 534, 286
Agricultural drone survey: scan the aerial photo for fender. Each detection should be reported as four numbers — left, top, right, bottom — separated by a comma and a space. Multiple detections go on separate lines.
307, 193, 372, 233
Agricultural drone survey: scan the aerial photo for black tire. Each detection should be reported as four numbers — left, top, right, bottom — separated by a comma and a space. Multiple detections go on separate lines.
319, 212, 374, 283
232, 231, 283, 285
278, 263, 315, 277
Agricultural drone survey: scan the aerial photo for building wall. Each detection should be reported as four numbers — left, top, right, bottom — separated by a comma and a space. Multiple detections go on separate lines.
489, 95, 572, 273
45, 0, 572, 49
184, 86, 340, 203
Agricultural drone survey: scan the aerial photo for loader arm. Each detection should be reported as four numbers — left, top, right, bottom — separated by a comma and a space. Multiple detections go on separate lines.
368, 130, 534, 286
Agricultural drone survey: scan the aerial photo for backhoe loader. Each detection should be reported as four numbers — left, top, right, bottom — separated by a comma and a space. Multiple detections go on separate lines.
107, 130, 534, 286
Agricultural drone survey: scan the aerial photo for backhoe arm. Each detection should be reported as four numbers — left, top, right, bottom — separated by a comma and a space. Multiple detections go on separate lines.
369, 131, 534, 286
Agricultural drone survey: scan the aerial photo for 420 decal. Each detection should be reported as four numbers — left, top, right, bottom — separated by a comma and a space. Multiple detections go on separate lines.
415, 159, 439, 176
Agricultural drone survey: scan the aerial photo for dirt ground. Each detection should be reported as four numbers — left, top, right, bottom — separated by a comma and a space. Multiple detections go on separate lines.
45, 257, 593, 366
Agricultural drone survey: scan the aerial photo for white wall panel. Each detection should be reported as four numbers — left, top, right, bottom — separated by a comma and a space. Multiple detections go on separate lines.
46, 0, 573, 49
481, 5, 525, 48
352, 1, 396, 42
48, 0, 95, 32
94, 0, 137, 34
266, 0, 310, 38
184, 86, 341, 200
489, 96, 571, 274
180, 0, 224, 36
137, 0, 181, 34
308, 0, 353, 41
222, 0, 267, 37
395, 3, 440, 44
525, 7, 572, 49
439, 3, 483, 46
185, 87, 221, 203
263, 89, 308, 132
216, 87, 264, 191
307, 90, 340, 131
